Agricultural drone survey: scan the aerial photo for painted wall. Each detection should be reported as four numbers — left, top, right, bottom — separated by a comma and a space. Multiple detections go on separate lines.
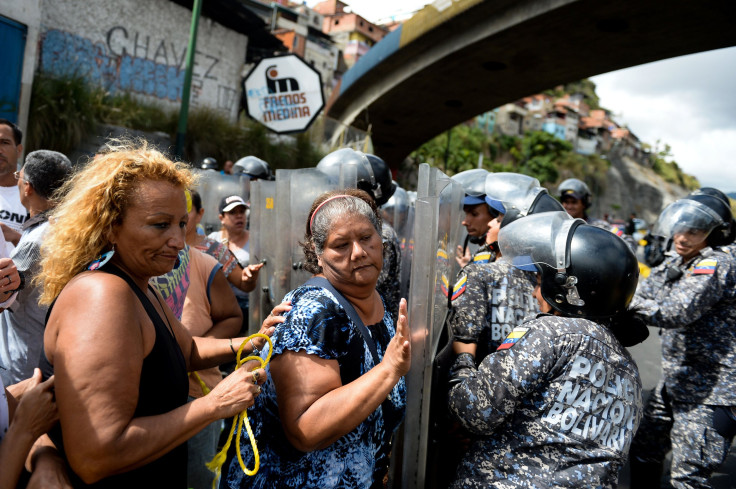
39, 0, 248, 120
0, 0, 42, 139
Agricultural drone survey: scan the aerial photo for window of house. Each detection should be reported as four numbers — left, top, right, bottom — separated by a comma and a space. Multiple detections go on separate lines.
335, 19, 339, 25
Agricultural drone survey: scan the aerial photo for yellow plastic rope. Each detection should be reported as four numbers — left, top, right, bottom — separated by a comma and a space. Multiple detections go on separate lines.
190, 371, 211, 396
207, 333, 273, 487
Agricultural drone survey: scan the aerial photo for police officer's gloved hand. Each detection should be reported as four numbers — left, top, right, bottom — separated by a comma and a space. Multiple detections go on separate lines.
448, 352, 476, 387
609, 308, 650, 347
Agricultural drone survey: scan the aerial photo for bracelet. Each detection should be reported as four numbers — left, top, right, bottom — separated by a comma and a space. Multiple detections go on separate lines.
249, 338, 260, 355
229, 338, 236, 355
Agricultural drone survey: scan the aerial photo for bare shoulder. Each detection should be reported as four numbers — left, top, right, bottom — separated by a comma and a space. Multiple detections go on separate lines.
47, 271, 147, 362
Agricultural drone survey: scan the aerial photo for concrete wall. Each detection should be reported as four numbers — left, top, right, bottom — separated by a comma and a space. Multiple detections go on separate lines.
38, 0, 248, 120
0, 0, 42, 139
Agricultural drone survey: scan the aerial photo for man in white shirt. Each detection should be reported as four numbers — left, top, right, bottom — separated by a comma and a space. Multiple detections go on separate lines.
0, 120, 28, 255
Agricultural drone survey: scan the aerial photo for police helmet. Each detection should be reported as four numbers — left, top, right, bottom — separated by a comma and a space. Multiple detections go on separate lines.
484, 172, 565, 227
558, 178, 592, 208
452, 169, 490, 206
381, 183, 409, 227
233, 156, 274, 180
499, 211, 639, 317
317, 148, 396, 206
689, 188, 736, 246
654, 193, 734, 247
201, 157, 218, 171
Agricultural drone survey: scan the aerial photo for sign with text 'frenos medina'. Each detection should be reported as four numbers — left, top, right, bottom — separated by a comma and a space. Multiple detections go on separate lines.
244, 54, 324, 134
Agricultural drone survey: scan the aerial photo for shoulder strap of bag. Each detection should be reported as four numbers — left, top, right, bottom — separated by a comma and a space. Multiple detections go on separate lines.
305, 276, 380, 365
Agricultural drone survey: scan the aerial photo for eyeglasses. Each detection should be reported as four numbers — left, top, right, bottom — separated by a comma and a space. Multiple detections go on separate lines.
13, 171, 26, 182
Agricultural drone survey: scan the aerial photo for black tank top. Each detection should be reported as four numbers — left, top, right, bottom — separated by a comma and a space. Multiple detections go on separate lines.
40, 264, 189, 488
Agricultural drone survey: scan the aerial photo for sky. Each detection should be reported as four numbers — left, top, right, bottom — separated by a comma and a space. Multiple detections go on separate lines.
308, 0, 736, 192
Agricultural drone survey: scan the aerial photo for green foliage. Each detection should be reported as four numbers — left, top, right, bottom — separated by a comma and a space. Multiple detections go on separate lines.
25, 73, 324, 169
646, 141, 699, 190
26, 73, 98, 155
543, 78, 603, 110
409, 124, 488, 175
410, 127, 609, 191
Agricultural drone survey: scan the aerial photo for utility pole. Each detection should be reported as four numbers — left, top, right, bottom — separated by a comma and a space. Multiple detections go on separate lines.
443, 128, 452, 172
174, 0, 203, 160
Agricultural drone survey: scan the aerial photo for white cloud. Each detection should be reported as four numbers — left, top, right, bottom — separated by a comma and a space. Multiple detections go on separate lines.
305, 0, 430, 23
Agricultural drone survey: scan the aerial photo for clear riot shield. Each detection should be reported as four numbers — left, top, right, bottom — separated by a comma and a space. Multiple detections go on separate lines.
395, 163, 464, 489
196, 170, 250, 235
381, 186, 415, 300
254, 167, 357, 327
248, 179, 277, 334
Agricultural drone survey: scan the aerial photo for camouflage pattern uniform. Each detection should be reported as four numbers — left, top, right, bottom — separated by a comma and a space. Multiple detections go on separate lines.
629, 246, 736, 488
450, 259, 538, 358
377, 221, 401, 324
448, 314, 643, 489
589, 217, 638, 253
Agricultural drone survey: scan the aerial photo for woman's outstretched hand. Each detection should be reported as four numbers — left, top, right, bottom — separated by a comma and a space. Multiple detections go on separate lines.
382, 298, 411, 378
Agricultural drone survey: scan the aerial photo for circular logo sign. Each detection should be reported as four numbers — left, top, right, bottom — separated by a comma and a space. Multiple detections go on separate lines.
243, 54, 324, 134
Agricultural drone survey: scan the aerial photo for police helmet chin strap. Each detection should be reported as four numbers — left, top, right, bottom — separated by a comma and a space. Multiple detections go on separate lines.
556, 271, 585, 307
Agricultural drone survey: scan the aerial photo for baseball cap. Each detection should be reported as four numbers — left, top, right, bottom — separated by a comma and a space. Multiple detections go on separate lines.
219, 195, 248, 213
463, 195, 487, 206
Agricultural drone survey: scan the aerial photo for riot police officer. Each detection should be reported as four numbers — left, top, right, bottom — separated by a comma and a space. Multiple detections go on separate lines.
449, 172, 564, 360
316, 148, 401, 322
448, 211, 646, 488
232, 156, 274, 181
451, 169, 498, 268
558, 177, 639, 251
200, 156, 218, 171
629, 191, 736, 489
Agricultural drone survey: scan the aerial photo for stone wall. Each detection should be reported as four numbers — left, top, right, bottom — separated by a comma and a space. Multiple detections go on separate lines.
38, 0, 247, 120
590, 144, 689, 226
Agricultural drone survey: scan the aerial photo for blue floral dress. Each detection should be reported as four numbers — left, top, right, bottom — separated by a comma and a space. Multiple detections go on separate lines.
222, 284, 407, 489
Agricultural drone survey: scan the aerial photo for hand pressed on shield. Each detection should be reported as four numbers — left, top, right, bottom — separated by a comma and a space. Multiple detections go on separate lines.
455, 245, 472, 268
381, 298, 411, 378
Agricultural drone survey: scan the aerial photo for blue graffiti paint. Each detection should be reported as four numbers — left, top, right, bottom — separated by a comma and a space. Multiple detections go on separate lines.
41, 29, 184, 101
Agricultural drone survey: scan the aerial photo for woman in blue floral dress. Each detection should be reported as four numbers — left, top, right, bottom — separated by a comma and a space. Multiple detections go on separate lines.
222, 189, 410, 489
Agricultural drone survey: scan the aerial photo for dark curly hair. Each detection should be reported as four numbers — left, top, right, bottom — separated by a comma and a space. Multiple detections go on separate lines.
301, 188, 382, 274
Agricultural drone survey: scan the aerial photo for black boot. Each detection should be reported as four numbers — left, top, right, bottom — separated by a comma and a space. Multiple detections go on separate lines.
629, 457, 664, 489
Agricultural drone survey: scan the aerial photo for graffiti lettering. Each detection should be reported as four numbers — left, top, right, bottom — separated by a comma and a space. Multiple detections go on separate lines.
41, 28, 230, 107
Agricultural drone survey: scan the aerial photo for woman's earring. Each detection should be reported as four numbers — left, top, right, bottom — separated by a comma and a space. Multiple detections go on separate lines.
88, 247, 115, 270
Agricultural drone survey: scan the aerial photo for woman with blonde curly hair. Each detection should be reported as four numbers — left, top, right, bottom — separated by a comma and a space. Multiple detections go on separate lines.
38, 142, 272, 488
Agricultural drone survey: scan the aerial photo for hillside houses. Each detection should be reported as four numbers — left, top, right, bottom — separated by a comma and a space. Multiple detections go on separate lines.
484, 94, 648, 164
481, 93, 647, 165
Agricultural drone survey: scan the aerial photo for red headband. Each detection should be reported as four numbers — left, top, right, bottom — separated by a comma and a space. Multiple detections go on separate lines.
309, 195, 352, 233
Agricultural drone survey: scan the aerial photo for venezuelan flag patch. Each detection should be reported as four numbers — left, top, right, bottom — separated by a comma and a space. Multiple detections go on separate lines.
473, 252, 492, 264
496, 327, 530, 351
440, 275, 450, 297
451, 275, 467, 301
692, 258, 717, 275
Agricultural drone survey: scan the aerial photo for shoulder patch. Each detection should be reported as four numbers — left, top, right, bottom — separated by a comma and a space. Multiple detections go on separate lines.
451, 274, 467, 301
440, 274, 450, 297
473, 252, 491, 264
692, 258, 717, 275
496, 326, 530, 351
